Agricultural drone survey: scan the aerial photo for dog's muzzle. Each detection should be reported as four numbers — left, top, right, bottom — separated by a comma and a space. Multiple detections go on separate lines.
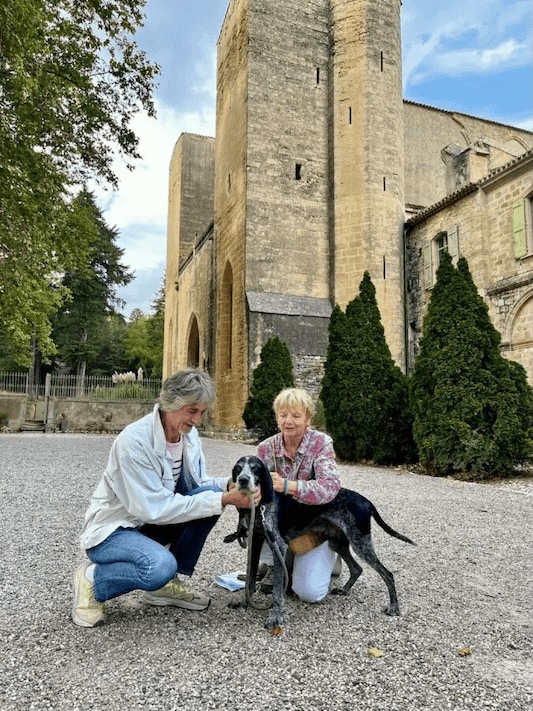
235, 467, 258, 494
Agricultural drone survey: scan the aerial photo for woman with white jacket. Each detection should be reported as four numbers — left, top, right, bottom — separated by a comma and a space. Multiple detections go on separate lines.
72, 369, 258, 628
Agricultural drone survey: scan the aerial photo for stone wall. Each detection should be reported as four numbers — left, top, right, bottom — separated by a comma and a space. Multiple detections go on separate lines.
406, 152, 533, 383
0, 395, 27, 431
330, 0, 405, 368
0, 395, 155, 433
403, 102, 533, 211
246, 0, 330, 302
293, 355, 326, 400
174, 228, 215, 372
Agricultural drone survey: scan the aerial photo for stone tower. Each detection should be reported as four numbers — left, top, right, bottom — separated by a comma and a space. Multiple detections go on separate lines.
212, 0, 404, 426
330, 0, 405, 364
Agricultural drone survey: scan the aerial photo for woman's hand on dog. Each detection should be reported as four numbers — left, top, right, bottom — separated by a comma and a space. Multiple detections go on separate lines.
271, 471, 297, 496
222, 482, 261, 509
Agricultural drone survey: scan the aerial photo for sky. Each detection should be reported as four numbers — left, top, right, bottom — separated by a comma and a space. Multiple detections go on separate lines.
96, 0, 533, 317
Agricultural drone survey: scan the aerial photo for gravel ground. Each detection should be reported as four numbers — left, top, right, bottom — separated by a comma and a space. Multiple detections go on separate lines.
0, 432, 531, 711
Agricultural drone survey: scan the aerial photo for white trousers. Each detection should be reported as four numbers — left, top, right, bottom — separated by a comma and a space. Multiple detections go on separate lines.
261, 540, 337, 603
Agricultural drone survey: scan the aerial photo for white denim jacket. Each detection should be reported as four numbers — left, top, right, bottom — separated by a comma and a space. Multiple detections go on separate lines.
80, 404, 229, 550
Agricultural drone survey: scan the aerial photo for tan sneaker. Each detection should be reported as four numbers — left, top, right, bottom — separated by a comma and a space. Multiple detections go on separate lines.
143, 577, 210, 610
72, 561, 106, 627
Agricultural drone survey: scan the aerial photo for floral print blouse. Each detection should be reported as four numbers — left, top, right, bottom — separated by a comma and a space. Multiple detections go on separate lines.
257, 428, 341, 505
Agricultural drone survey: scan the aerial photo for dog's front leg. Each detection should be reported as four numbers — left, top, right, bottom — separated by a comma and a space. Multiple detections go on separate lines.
228, 531, 263, 609
264, 538, 287, 635
245, 531, 263, 600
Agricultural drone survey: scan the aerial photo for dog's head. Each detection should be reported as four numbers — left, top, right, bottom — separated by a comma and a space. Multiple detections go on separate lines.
231, 455, 274, 504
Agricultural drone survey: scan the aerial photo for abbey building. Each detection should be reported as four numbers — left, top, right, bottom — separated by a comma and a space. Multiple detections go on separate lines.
163, 0, 533, 429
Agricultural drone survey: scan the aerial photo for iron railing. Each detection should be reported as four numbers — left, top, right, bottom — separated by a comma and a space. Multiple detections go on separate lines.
0, 373, 162, 400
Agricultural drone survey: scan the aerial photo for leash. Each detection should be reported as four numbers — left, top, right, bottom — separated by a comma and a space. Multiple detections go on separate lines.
244, 493, 289, 610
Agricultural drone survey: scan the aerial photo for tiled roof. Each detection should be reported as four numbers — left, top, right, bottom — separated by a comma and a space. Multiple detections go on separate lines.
406, 149, 533, 226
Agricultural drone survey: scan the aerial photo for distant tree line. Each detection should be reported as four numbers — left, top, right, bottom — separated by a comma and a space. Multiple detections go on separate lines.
244, 256, 533, 480
0, 190, 164, 379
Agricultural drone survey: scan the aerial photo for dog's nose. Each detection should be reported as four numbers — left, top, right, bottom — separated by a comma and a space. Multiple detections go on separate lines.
237, 474, 252, 490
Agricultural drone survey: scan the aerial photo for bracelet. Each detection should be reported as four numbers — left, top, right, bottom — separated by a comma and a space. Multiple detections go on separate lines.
283, 479, 289, 495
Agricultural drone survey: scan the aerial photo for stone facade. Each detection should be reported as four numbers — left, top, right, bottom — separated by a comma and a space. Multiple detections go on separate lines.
406, 150, 533, 379
164, 135, 215, 377
164, 0, 533, 429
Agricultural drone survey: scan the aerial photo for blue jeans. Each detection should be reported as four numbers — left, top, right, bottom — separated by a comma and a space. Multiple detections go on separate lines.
86, 485, 222, 602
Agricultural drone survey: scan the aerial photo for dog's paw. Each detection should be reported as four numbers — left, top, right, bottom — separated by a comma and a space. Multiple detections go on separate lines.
384, 604, 400, 616
265, 612, 284, 633
331, 587, 348, 596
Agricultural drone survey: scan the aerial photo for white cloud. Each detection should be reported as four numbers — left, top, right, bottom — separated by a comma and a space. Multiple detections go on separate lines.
94, 46, 217, 287
89, 37, 218, 314
97, 100, 215, 237
408, 38, 528, 85
402, 0, 532, 88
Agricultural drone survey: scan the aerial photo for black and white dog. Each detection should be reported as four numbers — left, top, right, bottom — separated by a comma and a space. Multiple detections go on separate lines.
226, 455, 415, 633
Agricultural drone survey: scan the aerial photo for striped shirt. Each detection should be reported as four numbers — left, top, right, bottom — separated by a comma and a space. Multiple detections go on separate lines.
166, 439, 184, 492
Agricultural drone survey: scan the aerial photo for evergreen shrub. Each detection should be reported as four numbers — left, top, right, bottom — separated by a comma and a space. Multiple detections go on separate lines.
242, 336, 295, 438
321, 272, 416, 464
410, 252, 533, 478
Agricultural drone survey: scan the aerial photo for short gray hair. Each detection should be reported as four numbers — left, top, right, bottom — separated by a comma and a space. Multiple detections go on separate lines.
159, 369, 215, 412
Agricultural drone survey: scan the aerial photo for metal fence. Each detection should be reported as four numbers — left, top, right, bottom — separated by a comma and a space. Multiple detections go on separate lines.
0, 372, 162, 400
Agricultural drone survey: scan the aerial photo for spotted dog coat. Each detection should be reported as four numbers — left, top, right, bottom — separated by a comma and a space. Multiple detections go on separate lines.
227, 455, 415, 633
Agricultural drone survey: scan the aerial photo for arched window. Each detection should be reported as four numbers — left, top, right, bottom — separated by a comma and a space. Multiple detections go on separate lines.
187, 315, 200, 368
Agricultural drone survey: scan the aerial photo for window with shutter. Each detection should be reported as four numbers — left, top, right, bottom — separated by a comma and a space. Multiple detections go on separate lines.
423, 243, 433, 289
447, 224, 459, 264
424, 225, 461, 289
513, 199, 527, 258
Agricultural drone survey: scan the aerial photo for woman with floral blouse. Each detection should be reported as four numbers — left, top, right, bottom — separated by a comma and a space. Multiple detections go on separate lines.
257, 387, 341, 603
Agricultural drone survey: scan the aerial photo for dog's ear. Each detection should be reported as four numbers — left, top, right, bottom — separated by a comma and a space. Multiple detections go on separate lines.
231, 457, 244, 483
256, 458, 275, 504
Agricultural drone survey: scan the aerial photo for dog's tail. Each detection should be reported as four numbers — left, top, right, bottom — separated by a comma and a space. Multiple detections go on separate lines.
371, 505, 416, 545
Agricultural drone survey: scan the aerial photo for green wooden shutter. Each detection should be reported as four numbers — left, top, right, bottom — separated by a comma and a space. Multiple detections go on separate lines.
423, 243, 433, 288
513, 199, 527, 258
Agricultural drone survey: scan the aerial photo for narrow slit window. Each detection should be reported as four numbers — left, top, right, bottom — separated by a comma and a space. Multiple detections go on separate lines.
383, 255, 386, 279
295, 163, 302, 181
383, 176, 386, 191
380, 51, 384, 72
316, 68, 320, 84
349, 107, 352, 124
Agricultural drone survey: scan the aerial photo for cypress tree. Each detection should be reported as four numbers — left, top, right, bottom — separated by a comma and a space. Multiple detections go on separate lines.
410, 252, 533, 477
242, 336, 295, 438
320, 304, 358, 459
321, 272, 415, 464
